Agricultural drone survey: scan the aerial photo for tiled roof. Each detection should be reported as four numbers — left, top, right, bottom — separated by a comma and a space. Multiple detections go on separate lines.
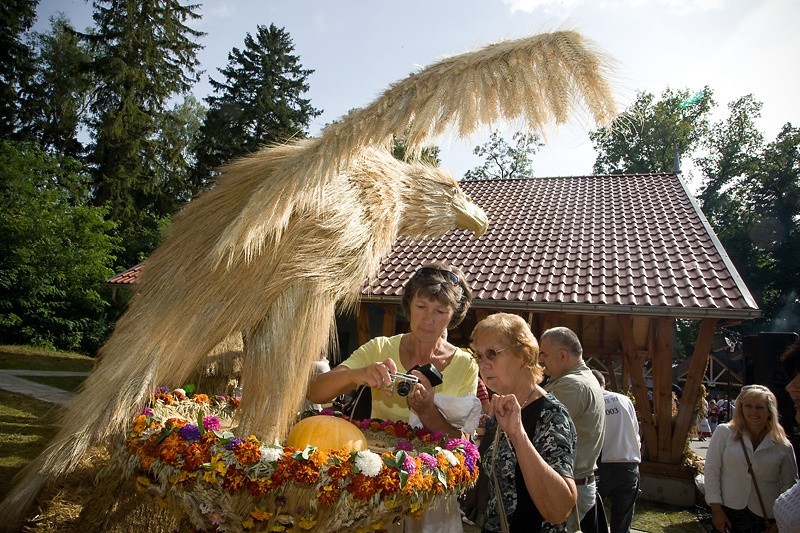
363, 174, 760, 320
105, 262, 143, 286
106, 174, 759, 320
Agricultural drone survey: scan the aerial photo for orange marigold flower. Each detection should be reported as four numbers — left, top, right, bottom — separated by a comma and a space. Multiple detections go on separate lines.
193, 393, 210, 404
183, 442, 210, 471
132, 414, 149, 433
376, 468, 399, 495
347, 473, 377, 500
292, 462, 320, 484
316, 484, 340, 506
233, 439, 262, 466
222, 466, 245, 491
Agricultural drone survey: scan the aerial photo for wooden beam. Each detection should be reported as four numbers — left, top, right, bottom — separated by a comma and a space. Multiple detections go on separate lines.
474, 308, 490, 322
670, 318, 718, 461
381, 305, 397, 337
617, 315, 658, 459
356, 303, 371, 346
652, 317, 675, 463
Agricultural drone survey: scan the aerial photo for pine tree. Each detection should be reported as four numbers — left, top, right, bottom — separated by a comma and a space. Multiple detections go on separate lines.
18, 15, 93, 157
87, 0, 204, 265
192, 23, 321, 187
0, 0, 38, 138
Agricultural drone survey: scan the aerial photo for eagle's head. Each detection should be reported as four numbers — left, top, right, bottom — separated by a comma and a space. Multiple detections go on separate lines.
397, 159, 488, 240
351, 148, 488, 241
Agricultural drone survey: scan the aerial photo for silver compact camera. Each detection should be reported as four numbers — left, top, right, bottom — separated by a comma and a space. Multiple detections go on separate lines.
388, 372, 419, 397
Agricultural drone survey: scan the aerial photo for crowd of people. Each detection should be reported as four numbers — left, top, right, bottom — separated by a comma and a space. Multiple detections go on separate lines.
306, 261, 800, 533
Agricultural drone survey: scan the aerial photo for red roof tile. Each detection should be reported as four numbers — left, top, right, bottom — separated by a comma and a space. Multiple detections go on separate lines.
363, 174, 760, 320
106, 174, 759, 320
106, 262, 144, 285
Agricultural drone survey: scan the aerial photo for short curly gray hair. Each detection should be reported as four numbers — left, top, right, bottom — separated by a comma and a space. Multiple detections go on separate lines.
400, 261, 471, 330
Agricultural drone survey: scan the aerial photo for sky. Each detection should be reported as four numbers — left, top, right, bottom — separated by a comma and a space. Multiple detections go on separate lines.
34, 0, 800, 187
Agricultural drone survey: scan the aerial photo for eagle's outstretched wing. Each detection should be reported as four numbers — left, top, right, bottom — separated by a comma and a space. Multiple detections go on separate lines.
214, 30, 617, 264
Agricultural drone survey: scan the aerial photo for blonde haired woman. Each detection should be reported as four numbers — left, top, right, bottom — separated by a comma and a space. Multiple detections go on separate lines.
470, 313, 577, 532
704, 385, 798, 532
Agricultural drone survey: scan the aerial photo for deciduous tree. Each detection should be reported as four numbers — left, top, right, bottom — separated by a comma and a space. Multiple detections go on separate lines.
0, 141, 117, 352
463, 130, 540, 180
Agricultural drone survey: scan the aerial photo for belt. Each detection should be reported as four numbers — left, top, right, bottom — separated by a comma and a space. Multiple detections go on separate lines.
574, 475, 595, 486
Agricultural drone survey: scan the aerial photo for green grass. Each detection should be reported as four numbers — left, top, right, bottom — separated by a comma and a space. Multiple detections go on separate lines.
0, 389, 61, 500
22, 374, 87, 393
0, 344, 94, 372
632, 499, 708, 532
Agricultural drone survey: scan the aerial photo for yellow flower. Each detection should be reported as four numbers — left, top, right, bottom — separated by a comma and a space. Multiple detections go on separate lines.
242, 517, 254, 529
250, 508, 274, 521
135, 475, 150, 493
202, 452, 227, 483
298, 513, 317, 530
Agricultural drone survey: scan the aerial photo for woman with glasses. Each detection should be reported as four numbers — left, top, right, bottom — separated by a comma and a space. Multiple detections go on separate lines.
470, 313, 577, 533
774, 340, 800, 532
704, 384, 797, 532
307, 261, 480, 532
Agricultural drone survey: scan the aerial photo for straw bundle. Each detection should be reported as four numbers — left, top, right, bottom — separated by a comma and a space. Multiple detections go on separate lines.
0, 30, 616, 529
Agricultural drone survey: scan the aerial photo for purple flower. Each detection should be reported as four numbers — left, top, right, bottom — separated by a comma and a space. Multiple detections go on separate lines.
202, 416, 221, 431
418, 452, 438, 469
139, 406, 153, 417
226, 436, 244, 450
358, 419, 372, 430
465, 454, 477, 472
156, 386, 170, 394
320, 408, 336, 416
178, 424, 201, 441
395, 440, 413, 451
402, 456, 417, 475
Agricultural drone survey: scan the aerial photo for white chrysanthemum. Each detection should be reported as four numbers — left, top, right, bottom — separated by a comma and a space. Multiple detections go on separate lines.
260, 446, 283, 462
439, 449, 458, 466
354, 450, 383, 477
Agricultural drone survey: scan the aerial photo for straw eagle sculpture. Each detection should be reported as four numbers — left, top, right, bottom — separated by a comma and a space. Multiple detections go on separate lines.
0, 30, 616, 526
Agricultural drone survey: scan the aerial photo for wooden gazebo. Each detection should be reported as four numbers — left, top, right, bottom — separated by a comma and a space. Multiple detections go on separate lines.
354, 173, 760, 484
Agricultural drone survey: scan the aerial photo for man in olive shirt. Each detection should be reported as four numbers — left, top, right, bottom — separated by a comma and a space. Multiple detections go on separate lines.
540, 327, 605, 530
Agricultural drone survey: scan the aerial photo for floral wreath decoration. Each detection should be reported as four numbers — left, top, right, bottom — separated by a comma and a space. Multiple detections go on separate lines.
115, 386, 480, 532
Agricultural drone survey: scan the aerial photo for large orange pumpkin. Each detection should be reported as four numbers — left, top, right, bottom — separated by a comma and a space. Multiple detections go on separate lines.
285, 415, 367, 453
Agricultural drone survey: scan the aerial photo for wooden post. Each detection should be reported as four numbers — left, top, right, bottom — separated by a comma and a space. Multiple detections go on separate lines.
653, 317, 675, 463
356, 303, 371, 346
670, 318, 718, 461
617, 315, 658, 459
381, 305, 397, 337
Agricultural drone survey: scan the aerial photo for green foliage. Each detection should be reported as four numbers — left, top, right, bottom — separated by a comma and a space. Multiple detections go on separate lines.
694, 94, 800, 330
0, 141, 117, 353
463, 130, 541, 180
591, 87, 713, 174
391, 135, 440, 165
192, 23, 321, 186
87, 0, 204, 266
17, 15, 92, 157
0, 0, 38, 137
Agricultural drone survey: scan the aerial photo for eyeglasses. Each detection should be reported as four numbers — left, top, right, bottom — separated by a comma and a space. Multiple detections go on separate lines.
472, 347, 510, 363
415, 267, 459, 286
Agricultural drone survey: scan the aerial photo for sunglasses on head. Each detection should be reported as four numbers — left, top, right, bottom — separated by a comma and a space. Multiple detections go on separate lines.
472, 347, 509, 363
415, 267, 459, 286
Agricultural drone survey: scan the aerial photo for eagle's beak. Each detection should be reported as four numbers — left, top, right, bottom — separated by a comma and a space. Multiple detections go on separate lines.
454, 198, 489, 238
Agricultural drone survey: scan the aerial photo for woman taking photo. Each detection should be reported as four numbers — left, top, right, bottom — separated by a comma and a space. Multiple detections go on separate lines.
307, 262, 479, 533
470, 313, 577, 533
704, 384, 797, 532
